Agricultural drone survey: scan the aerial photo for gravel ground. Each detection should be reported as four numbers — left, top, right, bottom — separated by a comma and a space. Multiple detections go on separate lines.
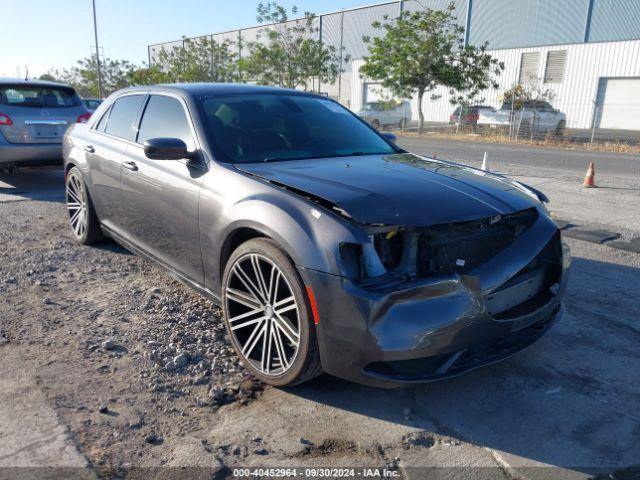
0, 199, 262, 473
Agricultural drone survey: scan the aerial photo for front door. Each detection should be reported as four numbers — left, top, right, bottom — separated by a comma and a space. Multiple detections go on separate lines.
120, 94, 205, 284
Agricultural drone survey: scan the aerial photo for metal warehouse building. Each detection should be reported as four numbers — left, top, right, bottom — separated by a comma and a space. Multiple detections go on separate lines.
149, 0, 640, 130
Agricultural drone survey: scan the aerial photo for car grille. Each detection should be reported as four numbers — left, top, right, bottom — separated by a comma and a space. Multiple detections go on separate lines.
415, 208, 539, 277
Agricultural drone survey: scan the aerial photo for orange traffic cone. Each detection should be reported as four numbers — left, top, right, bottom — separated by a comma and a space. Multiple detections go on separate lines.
583, 162, 596, 188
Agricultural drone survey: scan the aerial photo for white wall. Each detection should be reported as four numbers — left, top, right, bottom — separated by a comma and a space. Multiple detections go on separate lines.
352, 39, 640, 129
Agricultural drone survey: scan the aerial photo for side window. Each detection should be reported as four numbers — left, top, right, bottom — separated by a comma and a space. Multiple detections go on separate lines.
104, 95, 145, 141
94, 106, 111, 132
137, 95, 194, 149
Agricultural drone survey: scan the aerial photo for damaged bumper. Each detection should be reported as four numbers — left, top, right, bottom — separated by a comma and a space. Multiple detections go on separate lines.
300, 210, 569, 388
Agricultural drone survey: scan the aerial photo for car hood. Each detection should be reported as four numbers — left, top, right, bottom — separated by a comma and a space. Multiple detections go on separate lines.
236, 153, 540, 226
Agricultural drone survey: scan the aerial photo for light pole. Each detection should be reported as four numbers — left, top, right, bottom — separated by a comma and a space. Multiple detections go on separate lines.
92, 0, 103, 98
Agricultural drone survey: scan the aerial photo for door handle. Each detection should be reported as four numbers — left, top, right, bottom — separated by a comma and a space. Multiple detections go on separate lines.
123, 160, 138, 172
83, 145, 95, 153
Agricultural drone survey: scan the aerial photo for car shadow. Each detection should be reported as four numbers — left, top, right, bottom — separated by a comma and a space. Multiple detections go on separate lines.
0, 167, 65, 203
285, 256, 640, 476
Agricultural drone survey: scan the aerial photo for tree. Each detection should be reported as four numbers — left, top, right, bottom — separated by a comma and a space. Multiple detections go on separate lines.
152, 36, 241, 83
446, 44, 504, 128
241, 2, 348, 90
127, 64, 171, 86
361, 2, 503, 132
44, 56, 135, 97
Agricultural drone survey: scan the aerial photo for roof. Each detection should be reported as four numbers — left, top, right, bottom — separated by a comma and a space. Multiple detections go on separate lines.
120, 83, 323, 97
0, 77, 74, 88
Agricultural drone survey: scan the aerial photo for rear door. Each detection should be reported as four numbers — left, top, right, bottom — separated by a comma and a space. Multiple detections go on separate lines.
84, 94, 146, 231
120, 93, 205, 284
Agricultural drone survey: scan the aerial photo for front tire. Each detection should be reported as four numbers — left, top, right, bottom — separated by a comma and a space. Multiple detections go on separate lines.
222, 239, 322, 387
65, 166, 103, 245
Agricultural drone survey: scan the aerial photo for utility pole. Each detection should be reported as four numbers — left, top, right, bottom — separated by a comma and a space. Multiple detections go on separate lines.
92, 0, 103, 98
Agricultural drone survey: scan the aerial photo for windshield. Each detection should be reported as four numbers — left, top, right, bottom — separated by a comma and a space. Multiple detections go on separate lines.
0, 85, 80, 108
198, 93, 398, 164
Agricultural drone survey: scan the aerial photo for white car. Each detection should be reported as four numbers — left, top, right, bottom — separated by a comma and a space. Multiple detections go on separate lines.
358, 100, 412, 129
479, 100, 566, 135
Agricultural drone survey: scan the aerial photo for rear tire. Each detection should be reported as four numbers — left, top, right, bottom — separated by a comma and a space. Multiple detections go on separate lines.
65, 166, 103, 245
222, 238, 323, 387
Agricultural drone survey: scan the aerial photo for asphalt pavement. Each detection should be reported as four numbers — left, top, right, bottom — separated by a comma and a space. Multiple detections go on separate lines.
396, 135, 640, 178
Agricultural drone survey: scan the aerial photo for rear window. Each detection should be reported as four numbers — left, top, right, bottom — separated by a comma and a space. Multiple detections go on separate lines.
0, 84, 80, 108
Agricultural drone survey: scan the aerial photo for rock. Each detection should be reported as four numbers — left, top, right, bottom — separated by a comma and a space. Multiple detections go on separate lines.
402, 431, 435, 449
208, 388, 226, 405
98, 405, 109, 414
43, 298, 53, 305
128, 416, 144, 429
144, 432, 163, 445
6, 277, 16, 284
299, 437, 313, 446
253, 448, 269, 455
102, 339, 116, 351
173, 352, 189, 369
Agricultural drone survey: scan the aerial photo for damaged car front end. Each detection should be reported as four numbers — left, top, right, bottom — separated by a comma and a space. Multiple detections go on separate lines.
238, 153, 570, 388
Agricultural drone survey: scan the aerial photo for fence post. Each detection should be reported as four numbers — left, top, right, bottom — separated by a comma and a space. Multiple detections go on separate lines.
338, 11, 344, 103
317, 14, 323, 93
591, 105, 599, 145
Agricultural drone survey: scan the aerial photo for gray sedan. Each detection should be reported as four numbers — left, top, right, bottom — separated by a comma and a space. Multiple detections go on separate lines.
63, 84, 569, 388
1, 79, 91, 167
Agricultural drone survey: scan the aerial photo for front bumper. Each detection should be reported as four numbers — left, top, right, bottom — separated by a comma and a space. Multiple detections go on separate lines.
0, 134, 63, 166
300, 215, 569, 388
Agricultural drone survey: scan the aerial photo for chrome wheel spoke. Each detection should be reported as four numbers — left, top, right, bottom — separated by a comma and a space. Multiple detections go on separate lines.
251, 254, 269, 301
274, 295, 296, 315
233, 263, 267, 303
226, 287, 262, 310
273, 313, 300, 347
242, 320, 267, 358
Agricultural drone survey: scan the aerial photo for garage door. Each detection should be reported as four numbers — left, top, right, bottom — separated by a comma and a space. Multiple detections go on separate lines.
596, 78, 640, 130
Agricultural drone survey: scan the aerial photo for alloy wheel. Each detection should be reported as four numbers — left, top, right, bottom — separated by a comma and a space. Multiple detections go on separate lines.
66, 172, 87, 239
225, 253, 301, 376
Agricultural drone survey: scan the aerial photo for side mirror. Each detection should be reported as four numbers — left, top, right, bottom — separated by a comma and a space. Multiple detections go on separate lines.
143, 137, 191, 160
381, 132, 397, 143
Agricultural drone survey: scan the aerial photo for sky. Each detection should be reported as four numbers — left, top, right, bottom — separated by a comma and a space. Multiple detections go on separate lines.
0, 0, 370, 78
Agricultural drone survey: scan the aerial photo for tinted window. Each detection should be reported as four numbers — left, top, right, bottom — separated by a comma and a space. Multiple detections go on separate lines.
137, 95, 194, 148
104, 95, 144, 140
0, 84, 80, 108
94, 106, 111, 132
198, 94, 397, 164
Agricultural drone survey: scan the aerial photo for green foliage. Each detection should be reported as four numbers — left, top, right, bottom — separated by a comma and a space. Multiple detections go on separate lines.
241, 2, 348, 90
44, 56, 135, 97
501, 81, 556, 109
152, 36, 241, 83
361, 2, 503, 130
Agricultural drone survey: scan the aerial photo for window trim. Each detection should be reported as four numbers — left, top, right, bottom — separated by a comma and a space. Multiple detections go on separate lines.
90, 92, 147, 145
134, 93, 199, 153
